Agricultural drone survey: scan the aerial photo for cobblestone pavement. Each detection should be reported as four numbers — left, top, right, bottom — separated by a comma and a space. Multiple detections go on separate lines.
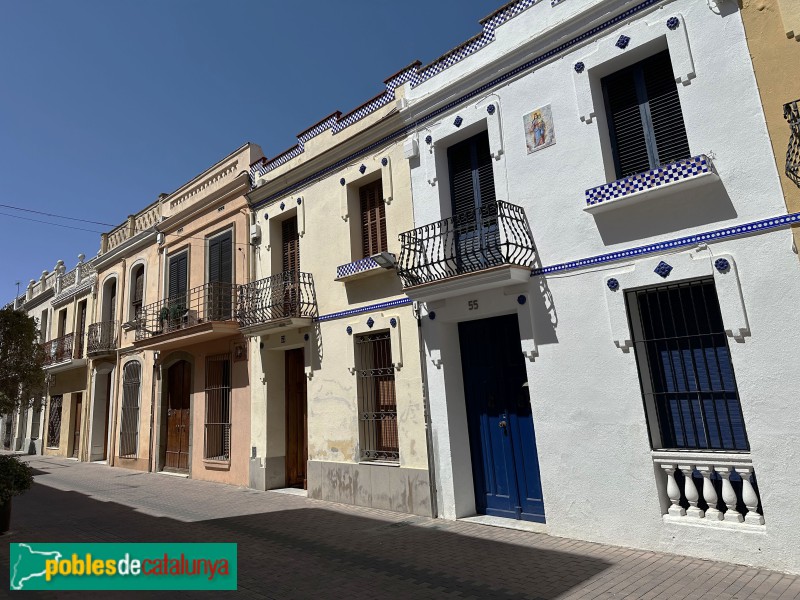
1, 455, 799, 599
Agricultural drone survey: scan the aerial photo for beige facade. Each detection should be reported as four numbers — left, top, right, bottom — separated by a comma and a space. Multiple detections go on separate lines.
246, 85, 433, 516
742, 0, 800, 248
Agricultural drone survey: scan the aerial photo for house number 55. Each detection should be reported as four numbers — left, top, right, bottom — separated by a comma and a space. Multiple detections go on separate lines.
468, 300, 479, 311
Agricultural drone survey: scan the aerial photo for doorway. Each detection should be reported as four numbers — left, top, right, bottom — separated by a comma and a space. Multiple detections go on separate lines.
285, 348, 307, 488
72, 393, 83, 458
165, 360, 191, 471
458, 314, 545, 522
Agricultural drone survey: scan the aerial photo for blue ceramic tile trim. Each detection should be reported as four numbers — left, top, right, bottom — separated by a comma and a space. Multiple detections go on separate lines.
315, 297, 412, 323
531, 212, 800, 276
586, 155, 714, 206
249, 0, 661, 202
336, 256, 381, 279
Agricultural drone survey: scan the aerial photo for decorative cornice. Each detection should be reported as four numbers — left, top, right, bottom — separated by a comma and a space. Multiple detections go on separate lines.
169, 159, 239, 210
532, 212, 800, 277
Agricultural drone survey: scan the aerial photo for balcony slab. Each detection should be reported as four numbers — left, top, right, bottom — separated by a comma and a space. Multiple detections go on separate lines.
403, 264, 530, 302
133, 321, 240, 352
240, 317, 313, 338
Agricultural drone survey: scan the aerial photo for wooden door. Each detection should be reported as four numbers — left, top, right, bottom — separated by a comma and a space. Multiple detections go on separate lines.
72, 393, 83, 458
281, 217, 300, 318
285, 348, 307, 488
458, 315, 545, 523
165, 361, 191, 471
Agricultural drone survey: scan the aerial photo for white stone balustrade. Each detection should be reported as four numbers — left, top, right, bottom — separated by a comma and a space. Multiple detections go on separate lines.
653, 451, 764, 526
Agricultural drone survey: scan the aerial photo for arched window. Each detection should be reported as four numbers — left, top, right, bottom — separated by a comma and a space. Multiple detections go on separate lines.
130, 264, 145, 320
119, 361, 141, 458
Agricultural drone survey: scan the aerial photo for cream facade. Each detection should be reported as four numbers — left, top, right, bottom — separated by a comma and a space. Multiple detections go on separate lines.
245, 80, 433, 516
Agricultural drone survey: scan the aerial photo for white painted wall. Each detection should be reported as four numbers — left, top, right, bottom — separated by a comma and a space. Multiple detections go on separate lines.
403, 0, 800, 574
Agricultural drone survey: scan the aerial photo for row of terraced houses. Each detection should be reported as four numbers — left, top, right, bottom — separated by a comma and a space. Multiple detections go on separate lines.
5, 0, 800, 575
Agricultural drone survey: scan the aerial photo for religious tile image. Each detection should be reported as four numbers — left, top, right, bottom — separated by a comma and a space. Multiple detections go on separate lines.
523, 104, 555, 153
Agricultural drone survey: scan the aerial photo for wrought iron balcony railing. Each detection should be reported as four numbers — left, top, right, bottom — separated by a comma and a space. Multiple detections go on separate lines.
397, 200, 536, 288
785, 99, 800, 188
42, 333, 75, 367
87, 321, 118, 355
237, 271, 317, 330
135, 282, 237, 341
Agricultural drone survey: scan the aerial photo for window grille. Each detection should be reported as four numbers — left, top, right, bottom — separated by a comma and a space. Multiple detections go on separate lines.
627, 279, 749, 451
119, 361, 141, 458
784, 99, 800, 188
602, 50, 691, 179
205, 354, 231, 461
355, 332, 399, 462
359, 180, 388, 258
47, 395, 63, 448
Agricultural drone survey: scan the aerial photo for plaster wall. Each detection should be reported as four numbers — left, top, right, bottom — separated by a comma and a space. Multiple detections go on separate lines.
402, 0, 800, 574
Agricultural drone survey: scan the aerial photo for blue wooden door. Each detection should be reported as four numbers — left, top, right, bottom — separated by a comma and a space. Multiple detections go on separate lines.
458, 314, 545, 522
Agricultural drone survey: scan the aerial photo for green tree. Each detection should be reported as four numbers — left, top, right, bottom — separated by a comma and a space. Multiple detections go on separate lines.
0, 307, 45, 415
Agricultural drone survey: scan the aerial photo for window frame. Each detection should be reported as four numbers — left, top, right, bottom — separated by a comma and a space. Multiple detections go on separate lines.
119, 361, 142, 458
204, 353, 232, 462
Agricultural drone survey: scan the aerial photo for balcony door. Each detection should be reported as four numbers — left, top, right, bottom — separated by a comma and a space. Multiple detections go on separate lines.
166, 252, 188, 330
281, 217, 300, 319
207, 231, 232, 321
447, 131, 500, 271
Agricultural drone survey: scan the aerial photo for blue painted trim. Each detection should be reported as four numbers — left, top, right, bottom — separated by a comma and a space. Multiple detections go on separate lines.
315, 297, 412, 323
532, 213, 800, 276
250, 0, 662, 209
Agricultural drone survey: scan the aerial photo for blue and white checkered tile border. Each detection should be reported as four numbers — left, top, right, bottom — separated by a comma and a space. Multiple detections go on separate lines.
336, 256, 385, 279
315, 297, 412, 323
531, 212, 800, 277
585, 155, 714, 206
551, 0, 567, 5
250, 0, 662, 200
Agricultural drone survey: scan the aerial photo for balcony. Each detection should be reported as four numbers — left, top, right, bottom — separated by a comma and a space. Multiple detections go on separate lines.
42, 333, 80, 369
133, 282, 240, 350
87, 321, 118, 357
237, 271, 317, 336
397, 201, 536, 301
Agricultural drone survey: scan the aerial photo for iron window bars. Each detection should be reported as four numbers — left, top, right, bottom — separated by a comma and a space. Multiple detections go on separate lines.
204, 353, 231, 461
87, 321, 118, 356
397, 200, 535, 288
47, 395, 63, 448
237, 271, 317, 329
119, 361, 141, 458
135, 281, 237, 341
355, 331, 399, 462
626, 278, 749, 451
785, 99, 800, 188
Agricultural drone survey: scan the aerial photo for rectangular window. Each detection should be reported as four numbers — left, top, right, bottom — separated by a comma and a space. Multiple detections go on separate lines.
30, 404, 41, 440
57, 309, 67, 338
47, 395, 63, 448
359, 180, 388, 258
75, 300, 87, 358
39, 311, 48, 342
355, 332, 399, 462
132, 267, 144, 319
204, 354, 231, 461
627, 279, 749, 451
602, 50, 691, 179
207, 231, 233, 321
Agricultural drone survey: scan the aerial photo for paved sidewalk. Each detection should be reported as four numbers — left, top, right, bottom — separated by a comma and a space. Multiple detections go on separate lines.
1, 456, 798, 599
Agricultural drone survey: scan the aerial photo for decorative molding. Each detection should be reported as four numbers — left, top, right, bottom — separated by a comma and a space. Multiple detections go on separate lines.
170, 160, 239, 210
315, 297, 412, 323
336, 256, 396, 281
573, 12, 693, 123
347, 314, 403, 373
532, 212, 800, 277
250, 0, 664, 208
603, 251, 748, 351
340, 157, 393, 221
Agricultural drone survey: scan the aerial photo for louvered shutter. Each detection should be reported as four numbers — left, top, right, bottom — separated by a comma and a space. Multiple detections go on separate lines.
359, 180, 387, 258
448, 139, 477, 219
282, 217, 299, 273
169, 253, 188, 298
208, 236, 220, 284
603, 49, 690, 179
134, 270, 144, 303
219, 232, 232, 284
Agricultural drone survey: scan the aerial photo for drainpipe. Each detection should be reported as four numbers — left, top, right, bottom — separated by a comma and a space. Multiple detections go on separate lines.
414, 301, 438, 519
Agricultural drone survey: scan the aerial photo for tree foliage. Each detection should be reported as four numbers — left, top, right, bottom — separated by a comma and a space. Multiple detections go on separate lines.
0, 307, 45, 415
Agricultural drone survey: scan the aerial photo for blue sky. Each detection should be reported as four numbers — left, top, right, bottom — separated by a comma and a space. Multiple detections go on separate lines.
0, 0, 502, 301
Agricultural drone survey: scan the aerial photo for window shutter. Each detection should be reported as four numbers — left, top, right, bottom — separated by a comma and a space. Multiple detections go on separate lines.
208, 236, 220, 284
448, 139, 477, 218
282, 217, 299, 273
642, 51, 690, 168
603, 67, 651, 178
134, 269, 144, 303
169, 253, 187, 298
359, 180, 387, 258
219, 232, 232, 284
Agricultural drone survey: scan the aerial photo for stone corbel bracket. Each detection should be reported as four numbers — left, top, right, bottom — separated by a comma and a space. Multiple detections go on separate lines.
604, 251, 749, 351
347, 313, 403, 374
420, 98, 503, 187
573, 13, 694, 124
340, 156, 395, 221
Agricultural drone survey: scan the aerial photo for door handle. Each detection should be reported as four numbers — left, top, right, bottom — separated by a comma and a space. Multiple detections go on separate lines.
499, 420, 508, 433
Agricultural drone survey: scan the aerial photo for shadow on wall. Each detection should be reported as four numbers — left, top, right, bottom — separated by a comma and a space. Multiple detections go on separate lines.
7, 481, 612, 599
530, 256, 559, 347
343, 270, 404, 305
592, 180, 737, 246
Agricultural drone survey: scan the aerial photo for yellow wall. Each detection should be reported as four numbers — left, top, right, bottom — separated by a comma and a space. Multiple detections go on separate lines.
742, 0, 800, 249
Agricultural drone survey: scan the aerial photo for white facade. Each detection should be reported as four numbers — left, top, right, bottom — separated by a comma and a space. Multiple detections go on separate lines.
397, 0, 800, 574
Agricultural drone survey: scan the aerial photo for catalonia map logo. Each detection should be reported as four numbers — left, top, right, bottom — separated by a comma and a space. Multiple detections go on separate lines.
10, 543, 237, 591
